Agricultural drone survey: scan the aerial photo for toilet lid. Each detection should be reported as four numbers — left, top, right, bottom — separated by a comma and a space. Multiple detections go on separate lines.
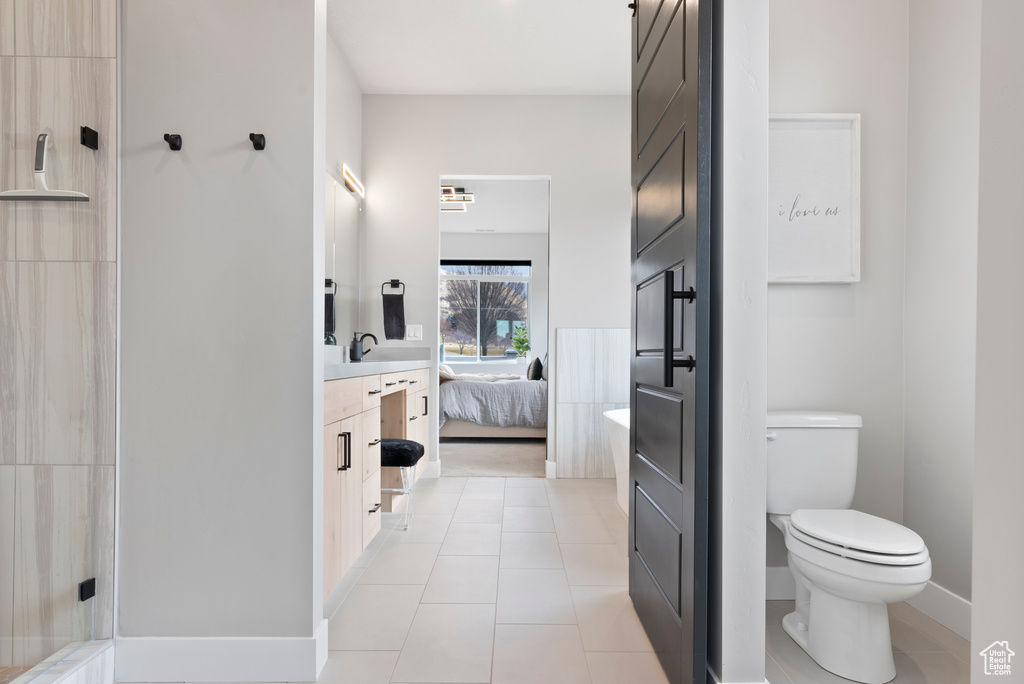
791, 509, 926, 556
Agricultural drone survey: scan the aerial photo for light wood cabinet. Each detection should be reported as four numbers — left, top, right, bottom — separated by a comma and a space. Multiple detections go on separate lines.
323, 367, 427, 599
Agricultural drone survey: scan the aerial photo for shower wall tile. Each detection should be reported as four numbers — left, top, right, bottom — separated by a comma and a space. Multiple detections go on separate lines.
14, 0, 93, 57
0, 466, 14, 666
13, 465, 115, 666
0, 0, 13, 56
0, 57, 13, 260
0, 264, 13, 464
16, 262, 115, 466
14, 57, 116, 262
556, 403, 627, 479
93, 0, 116, 58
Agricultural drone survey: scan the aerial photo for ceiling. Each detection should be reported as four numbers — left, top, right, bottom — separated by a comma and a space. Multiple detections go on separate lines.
326, 0, 630, 95
439, 178, 549, 233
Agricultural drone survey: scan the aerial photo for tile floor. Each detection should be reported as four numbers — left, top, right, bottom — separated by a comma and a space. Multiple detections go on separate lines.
321, 476, 668, 684
765, 600, 971, 684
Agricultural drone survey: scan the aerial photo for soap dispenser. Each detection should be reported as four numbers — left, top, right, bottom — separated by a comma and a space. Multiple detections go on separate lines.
350, 332, 378, 362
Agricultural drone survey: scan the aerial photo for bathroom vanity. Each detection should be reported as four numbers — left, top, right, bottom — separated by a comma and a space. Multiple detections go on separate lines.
322, 360, 431, 598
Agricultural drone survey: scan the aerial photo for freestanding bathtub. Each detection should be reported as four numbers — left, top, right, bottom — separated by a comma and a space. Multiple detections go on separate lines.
602, 408, 630, 515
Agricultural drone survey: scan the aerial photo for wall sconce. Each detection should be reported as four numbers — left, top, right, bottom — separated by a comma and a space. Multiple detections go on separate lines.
342, 163, 365, 198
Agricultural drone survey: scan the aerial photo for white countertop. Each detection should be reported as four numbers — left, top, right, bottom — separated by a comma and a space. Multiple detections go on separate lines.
324, 359, 431, 382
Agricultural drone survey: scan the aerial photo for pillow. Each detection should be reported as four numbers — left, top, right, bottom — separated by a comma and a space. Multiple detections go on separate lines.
438, 364, 456, 382
527, 357, 543, 381
541, 353, 548, 381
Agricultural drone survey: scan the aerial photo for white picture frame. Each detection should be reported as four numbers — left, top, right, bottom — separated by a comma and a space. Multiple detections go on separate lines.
768, 113, 861, 283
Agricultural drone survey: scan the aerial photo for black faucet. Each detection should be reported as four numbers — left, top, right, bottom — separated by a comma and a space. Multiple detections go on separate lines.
349, 332, 378, 362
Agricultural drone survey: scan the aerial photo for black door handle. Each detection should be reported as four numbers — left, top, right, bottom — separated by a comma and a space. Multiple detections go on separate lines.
664, 270, 697, 387
628, 3, 637, 17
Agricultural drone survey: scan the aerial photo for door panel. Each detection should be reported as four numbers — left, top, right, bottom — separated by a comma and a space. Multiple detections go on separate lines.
630, 0, 711, 682
637, 133, 686, 252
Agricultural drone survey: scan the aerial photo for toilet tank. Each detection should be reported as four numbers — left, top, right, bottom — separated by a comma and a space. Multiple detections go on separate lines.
766, 411, 863, 515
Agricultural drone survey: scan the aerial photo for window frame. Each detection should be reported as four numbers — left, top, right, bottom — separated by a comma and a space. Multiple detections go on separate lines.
439, 265, 532, 364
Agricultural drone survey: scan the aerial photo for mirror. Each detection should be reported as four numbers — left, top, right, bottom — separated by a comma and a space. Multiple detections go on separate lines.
326, 171, 361, 345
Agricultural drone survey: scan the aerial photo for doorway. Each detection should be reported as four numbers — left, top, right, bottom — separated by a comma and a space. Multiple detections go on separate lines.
435, 176, 551, 479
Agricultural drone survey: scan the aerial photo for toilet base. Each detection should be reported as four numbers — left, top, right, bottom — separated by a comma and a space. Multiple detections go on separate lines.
782, 590, 896, 684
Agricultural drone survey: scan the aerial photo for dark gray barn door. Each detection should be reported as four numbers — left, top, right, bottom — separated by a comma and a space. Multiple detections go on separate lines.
629, 0, 712, 682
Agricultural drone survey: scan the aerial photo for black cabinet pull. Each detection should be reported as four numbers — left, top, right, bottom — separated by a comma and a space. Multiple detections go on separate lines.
409, 415, 418, 421
338, 431, 351, 471
663, 270, 697, 387
368, 389, 382, 395
409, 380, 419, 384
336, 433, 343, 471
398, 379, 408, 383
368, 503, 381, 514
368, 438, 381, 447
385, 382, 397, 387
422, 396, 428, 417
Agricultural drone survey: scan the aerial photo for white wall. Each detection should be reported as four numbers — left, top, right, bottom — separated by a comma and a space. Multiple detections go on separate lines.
439, 231, 549, 375
707, 2, 770, 681
904, 0, 979, 614
971, 0, 1024, 674
326, 34, 362, 180
766, 0, 910, 572
361, 95, 630, 464
119, 1, 327, 680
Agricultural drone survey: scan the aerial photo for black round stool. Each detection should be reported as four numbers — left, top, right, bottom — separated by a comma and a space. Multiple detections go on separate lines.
381, 439, 425, 530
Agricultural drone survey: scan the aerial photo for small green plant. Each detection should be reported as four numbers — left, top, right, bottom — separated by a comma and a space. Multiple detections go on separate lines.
511, 324, 530, 357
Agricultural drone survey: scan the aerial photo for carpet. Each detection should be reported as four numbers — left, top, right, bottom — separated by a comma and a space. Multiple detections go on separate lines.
439, 439, 547, 478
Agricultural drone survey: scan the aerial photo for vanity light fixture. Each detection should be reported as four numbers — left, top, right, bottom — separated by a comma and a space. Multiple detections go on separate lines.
440, 185, 474, 204
342, 163, 365, 198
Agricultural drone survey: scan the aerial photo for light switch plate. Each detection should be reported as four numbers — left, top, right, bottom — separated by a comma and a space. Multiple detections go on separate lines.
406, 324, 423, 341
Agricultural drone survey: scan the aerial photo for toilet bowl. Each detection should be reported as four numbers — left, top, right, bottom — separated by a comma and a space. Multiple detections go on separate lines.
602, 409, 630, 515
771, 512, 931, 683
767, 411, 931, 684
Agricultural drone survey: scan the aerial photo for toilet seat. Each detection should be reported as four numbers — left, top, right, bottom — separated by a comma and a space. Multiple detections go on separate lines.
787, 510, 930, 566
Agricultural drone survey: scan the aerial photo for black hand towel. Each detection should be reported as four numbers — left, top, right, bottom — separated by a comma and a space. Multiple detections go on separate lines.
383, 292, 406, 340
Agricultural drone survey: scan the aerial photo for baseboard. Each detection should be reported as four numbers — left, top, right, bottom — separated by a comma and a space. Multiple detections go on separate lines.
115, 620, 329, 683
420, 459, 439, 478
905, 580, 972, 640
765, 566, 795, 600
545, 460, 556, 478
706, 665, 770, 684
18, 640, 113, 684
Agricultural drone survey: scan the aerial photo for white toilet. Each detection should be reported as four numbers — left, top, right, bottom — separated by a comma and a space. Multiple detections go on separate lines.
767, 411, 931, 684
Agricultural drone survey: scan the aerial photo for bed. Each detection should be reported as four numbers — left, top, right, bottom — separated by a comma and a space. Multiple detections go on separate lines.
438, 373, 548, 439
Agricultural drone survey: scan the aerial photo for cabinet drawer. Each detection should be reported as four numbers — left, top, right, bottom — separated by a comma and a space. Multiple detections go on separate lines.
405, 368, 429, 392
362, 469, 382, 549
362, 375, 382, 411
363, 407, 382, 480
380, 371, 408, 396
325, 377, 363, 425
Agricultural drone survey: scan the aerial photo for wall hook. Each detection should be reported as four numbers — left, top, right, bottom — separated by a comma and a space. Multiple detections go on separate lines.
163, 134, 182, 151
249, 133, 266, 151
80, 126, 99, 150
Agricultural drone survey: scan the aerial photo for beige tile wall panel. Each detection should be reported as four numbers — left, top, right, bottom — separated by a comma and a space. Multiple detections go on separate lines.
0, 264, 14, 464
14, 0, 93, 57
16, 262, 115, 465
556, 328, 630, 404
0, 0, 13, 55
555, 403, 626, 479
92, 0, 116, 58
0, 466, 14, 666
0, 57, 13, 259
13, 464, 115, 665
14, 57, 116, 262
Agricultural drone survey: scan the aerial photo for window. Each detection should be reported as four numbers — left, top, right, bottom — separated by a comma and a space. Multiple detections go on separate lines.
440, 260, 530, 363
